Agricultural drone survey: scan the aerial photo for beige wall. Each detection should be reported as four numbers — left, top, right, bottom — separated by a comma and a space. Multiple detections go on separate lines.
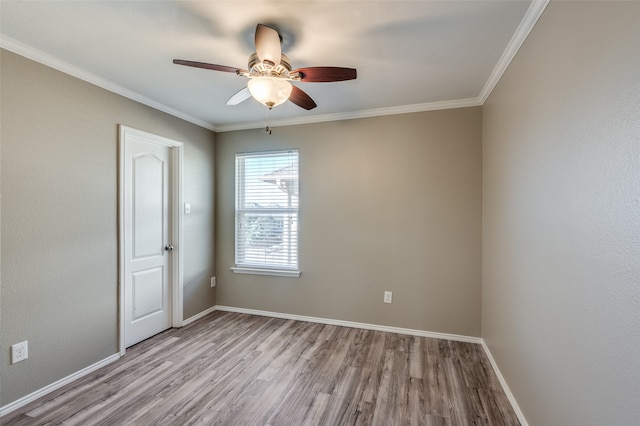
216, 108, 482, 337
0, 49, 216, 406
482, 2, 640, 425
7, 2, 638, 418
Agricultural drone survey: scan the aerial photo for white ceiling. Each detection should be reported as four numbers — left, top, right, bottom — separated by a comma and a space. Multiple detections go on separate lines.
0, 1, 548, 132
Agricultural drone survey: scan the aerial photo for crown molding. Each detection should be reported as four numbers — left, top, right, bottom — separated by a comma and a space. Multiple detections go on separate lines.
2, 0, 548, 134
214, 97, 482, 132
478, 0, 550, 103
0, 35, 216, 131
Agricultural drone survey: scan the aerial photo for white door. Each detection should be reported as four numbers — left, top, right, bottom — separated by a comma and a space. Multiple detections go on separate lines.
123, 135, 173, 347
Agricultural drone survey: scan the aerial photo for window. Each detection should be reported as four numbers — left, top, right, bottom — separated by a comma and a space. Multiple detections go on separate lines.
232, 150, 300, 277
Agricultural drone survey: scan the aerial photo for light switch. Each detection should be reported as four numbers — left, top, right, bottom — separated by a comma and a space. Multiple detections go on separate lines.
184, 203, 191, 214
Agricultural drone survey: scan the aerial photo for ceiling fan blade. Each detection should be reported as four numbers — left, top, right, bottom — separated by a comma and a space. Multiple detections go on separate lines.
226, 87, 252, 106
255, 24, 281, 67
173, 59, 241, 74
294, 67, 357, 82
289, 86, 317, 110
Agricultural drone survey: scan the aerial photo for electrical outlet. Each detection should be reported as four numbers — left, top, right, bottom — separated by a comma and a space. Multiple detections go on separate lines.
384, 291, 393, 304
11, 341, 28, 364
211, 276, 216, 288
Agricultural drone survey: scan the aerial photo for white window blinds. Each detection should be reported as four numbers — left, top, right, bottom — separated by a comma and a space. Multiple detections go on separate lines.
235, 150, 299, 272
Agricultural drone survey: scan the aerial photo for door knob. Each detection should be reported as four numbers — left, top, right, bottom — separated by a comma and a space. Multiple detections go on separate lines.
164, 244, 174, 252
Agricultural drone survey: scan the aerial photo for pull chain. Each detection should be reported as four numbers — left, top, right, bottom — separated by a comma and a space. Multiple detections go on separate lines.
265, 108, 272, 135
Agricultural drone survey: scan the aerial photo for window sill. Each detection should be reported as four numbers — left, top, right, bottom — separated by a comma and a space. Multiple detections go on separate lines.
231, 267, 301, 278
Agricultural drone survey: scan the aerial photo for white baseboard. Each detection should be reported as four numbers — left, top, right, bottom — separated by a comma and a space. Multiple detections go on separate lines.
480, 340, 528, 426
182, 305, 217, 326
0, 353, 121, 417
213, 305, 482, 344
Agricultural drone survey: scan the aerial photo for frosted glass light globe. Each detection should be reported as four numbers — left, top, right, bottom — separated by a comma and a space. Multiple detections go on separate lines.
247, 77, 293, 109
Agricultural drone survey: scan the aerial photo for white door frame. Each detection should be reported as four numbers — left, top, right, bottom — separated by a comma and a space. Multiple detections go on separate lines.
118, 125, 183, 355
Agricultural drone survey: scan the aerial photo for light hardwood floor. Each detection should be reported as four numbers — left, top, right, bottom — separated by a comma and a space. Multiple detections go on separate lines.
3, 312, 519, 425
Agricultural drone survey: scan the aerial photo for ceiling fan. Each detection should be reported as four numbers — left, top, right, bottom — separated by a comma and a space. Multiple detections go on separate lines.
173, 24, 357, 111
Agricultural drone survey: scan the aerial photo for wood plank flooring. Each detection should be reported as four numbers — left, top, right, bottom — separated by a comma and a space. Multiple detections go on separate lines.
3, 312, 519, 425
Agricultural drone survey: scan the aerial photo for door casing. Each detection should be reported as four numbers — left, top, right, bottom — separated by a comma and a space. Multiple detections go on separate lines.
118, 125, 183, 355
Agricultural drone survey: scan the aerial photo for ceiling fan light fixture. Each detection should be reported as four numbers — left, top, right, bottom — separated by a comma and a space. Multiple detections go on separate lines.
174, 23, 356, 111
247, 76, 292, 109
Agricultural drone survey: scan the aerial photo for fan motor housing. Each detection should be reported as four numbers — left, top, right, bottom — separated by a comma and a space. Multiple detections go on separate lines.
247, 52, 296, 79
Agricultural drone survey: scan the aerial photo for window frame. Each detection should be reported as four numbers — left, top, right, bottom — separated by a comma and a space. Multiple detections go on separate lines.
231, 149, 301, 278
